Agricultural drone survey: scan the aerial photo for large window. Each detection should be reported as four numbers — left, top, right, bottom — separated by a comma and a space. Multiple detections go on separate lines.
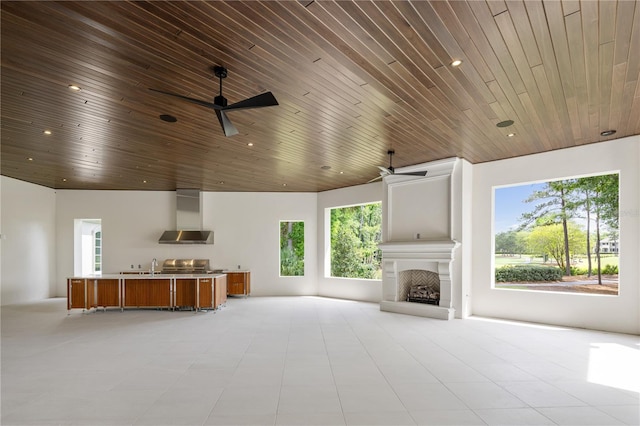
493, 173, 619, 295
280, 221, 304, 276
330, 202, 382, 279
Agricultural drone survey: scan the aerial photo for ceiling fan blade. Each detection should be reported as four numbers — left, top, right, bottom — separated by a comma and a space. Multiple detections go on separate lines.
376, 165, 391, 174
396, 171, 428, 177
149, 88, 222, 110
367, 175, 383, 183
215, 110, 239, 137
224, 92, 279, 111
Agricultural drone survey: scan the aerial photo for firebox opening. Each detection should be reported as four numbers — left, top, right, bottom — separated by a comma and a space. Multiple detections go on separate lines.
399, 269, 440, 305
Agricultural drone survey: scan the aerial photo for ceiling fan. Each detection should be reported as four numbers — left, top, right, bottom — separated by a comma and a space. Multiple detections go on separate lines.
149, 66, 278, 137
368, 149, 428, 182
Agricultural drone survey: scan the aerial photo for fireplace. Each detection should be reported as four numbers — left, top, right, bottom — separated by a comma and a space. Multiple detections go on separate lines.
378, 240, 459, 320
378, 157, 460, 320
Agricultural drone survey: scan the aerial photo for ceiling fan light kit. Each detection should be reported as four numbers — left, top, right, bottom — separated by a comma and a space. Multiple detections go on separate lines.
150, 66, 278, 137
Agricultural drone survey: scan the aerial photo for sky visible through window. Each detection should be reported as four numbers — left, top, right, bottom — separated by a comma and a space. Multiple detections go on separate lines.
494, 183, 547, 233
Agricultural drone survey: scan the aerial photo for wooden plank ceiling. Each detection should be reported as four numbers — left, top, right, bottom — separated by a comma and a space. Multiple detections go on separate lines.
2, 1, 638, 192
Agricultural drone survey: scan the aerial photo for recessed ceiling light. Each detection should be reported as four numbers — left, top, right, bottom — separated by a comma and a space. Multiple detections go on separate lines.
27, 157, 33, 161
247, 142, 254, 147
218, 181, 224, 185
68, 85, 81, 91
451, 59, 462, 67
496, 120, 515, 128
43, 130, 52, 135
282, 183, 287, 187
339, 171, 344, 175
159, 114, 177, 123
62, 178, 67, 182
507, 133, 515, 137
600, 129, 616, 137
142, 180, 147, 184
321, 165, 331, 170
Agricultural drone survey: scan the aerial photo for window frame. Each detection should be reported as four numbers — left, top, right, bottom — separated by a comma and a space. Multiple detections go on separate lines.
492, 172, 619, 296
327, 201, 382, 280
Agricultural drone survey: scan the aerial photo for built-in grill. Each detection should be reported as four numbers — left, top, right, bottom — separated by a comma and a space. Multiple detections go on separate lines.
161, 259, 212, 274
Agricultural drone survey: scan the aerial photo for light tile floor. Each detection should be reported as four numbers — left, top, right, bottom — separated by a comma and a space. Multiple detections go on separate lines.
1, 297, 638, 426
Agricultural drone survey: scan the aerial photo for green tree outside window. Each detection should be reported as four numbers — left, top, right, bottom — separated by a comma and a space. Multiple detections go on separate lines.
330, 202, 382, 279
280, 221, 304, 276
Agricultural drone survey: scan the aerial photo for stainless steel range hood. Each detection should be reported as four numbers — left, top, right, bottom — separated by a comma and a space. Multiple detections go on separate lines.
159, 189, 214, 244
158, 230, 213, 244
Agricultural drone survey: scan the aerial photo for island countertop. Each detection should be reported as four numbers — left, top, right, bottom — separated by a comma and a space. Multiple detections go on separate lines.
69, 273, 226, 279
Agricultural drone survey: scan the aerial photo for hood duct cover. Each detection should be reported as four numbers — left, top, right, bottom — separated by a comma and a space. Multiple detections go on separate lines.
159, 189, 214, 244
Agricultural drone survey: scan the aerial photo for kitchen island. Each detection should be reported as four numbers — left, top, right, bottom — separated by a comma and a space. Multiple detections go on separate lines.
67, 273, 227, 313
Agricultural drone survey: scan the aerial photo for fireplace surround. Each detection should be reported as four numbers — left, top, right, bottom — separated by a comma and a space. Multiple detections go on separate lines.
379, 240, 459, 320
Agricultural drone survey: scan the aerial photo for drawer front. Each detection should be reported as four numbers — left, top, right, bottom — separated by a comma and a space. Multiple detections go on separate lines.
227, 273, 244, 284
228, 281, 246, 294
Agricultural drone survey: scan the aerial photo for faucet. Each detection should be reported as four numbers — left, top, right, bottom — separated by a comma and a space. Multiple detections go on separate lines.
151, 258, 157, 276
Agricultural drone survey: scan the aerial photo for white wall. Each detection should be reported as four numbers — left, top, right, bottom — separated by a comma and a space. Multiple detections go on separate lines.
56, 190, 175, 295
471, 136, 640, 334
1, 177, 57, 304
55, 190, 317, 297
317, 182, 383, 302
387, 176, 450, 240
203, 192, 318, 296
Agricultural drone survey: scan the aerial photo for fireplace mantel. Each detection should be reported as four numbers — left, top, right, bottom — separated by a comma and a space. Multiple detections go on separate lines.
378, 240, 459, 258
379, 239, 460, 320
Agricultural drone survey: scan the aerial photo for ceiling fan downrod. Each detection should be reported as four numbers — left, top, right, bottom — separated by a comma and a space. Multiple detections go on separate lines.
387, 149, 395, 172
214, 66, 228, 107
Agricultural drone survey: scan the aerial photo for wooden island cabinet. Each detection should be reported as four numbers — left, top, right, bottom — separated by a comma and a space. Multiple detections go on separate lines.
87, 278, 120, 310
175, 278, 197, 308
197, 275, 227, 310
67, 278, 87, 311
226, 271, 250, 297
68, 278, 120, 311
123, 278, 172, 309
67, 274, 228, 313
215, 275, 227, 307
197, 277, 213, 309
